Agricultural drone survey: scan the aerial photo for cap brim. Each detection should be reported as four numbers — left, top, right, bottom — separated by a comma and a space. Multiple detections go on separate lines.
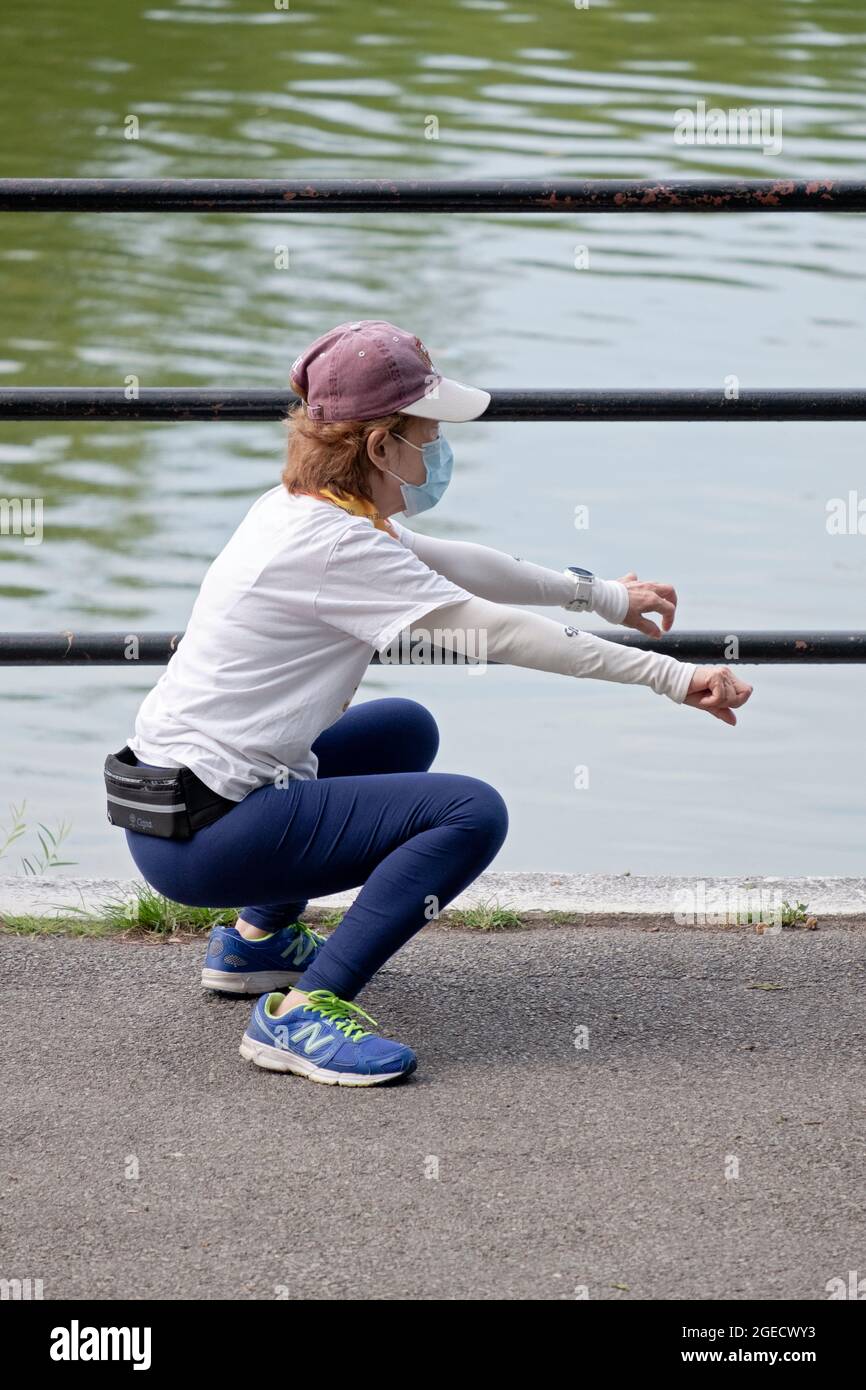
401, 376, 490, 423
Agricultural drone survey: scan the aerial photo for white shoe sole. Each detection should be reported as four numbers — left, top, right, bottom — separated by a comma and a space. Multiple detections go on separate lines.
201, 967, 300, 995
239, 1033, 411, 1088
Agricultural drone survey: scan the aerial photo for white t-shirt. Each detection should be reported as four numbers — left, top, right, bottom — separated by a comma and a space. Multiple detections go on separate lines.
128, 487, 469, 800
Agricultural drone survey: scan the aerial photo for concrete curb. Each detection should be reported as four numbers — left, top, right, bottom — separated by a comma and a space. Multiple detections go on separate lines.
2, 872, 866, 919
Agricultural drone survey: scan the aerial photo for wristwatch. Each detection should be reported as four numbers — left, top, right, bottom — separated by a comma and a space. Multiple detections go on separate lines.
563, 565, 594, 612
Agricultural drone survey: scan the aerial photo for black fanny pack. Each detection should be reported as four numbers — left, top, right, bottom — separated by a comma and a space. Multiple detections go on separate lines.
104, 746, 236, 840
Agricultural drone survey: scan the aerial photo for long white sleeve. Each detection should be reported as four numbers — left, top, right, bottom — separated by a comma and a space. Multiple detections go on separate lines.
404, 595, 695, 702
397, 527, 628, 624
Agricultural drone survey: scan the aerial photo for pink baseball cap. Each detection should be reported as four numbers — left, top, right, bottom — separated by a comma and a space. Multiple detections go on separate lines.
290, 320, 490, 423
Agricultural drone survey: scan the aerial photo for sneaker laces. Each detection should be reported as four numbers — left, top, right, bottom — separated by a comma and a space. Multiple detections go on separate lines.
302, 990, 377, 1042
289, 921, 325, 963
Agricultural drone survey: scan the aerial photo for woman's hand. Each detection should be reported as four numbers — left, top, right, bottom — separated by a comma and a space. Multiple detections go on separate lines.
684, 665, 753, 725
617, 571, 678, 637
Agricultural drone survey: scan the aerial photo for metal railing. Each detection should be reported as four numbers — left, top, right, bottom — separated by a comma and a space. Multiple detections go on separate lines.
1, 178, 863, 666
0, 633, 863, 667
2, 387, 866, 422
1, 177, 865, 214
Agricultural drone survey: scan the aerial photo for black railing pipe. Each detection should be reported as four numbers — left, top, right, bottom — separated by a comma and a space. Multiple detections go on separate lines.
2, 388, 866, 422
1, 632, 863, 666
0, 178, 864, 215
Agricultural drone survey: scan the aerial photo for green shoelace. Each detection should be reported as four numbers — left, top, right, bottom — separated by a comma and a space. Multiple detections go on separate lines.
293, 921, 326, 957
302, 989, 378, 1043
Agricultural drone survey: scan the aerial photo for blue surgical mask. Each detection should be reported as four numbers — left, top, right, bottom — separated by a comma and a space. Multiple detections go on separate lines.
387, 431, 453, 516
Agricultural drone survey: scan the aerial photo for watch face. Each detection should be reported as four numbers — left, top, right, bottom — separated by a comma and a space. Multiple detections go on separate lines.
569, 566, 593, 578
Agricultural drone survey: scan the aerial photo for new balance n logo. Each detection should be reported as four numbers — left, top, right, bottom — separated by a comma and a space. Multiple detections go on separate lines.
290, 1022, 331, 1055
281, 935, 315, 965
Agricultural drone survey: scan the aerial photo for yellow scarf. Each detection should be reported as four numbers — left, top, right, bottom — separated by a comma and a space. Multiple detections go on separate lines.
316, 487, 396, 537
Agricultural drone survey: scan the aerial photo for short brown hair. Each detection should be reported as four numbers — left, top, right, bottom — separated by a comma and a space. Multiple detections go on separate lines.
282, 403, 406, 503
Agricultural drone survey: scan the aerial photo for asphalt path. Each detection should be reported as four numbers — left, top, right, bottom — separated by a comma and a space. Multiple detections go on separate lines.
1, 924, 863, 1300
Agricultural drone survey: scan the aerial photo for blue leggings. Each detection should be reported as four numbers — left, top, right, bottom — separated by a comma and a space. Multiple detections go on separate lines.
125, 699, 508, 999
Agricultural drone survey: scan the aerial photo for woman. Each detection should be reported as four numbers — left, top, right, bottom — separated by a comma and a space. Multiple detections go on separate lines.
108, 320, 752, 1088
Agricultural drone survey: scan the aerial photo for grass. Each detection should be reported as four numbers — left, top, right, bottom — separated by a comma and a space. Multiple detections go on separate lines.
780, 900, 814, 928
730, 899, 815, 929
0, 895, 822, 940
100, 887, 238, 936
0, 802, 75, 875
0, 894, 530, 938
315, 904, 525, 934
318, 909, 346, 931
0, 913, 121, 939
439, 903, 524, 932
0, 887, 238, 939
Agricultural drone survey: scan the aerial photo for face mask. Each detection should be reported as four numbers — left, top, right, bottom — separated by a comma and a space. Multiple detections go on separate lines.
386, 431, 454, 516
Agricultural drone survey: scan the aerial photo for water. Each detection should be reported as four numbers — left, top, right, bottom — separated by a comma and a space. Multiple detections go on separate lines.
1, 0, 864, 878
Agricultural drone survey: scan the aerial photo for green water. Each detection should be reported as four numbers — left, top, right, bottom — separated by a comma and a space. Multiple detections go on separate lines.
1, 0, 864, 876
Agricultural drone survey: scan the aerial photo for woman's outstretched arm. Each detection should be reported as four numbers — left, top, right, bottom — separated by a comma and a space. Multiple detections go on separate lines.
406, 596, 752, 723
397, 529, 629, 622
397, 528, 680, 639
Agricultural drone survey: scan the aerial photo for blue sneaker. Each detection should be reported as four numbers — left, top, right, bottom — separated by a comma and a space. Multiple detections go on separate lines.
239, 989, 417, 1087
201, 921, 325, 995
